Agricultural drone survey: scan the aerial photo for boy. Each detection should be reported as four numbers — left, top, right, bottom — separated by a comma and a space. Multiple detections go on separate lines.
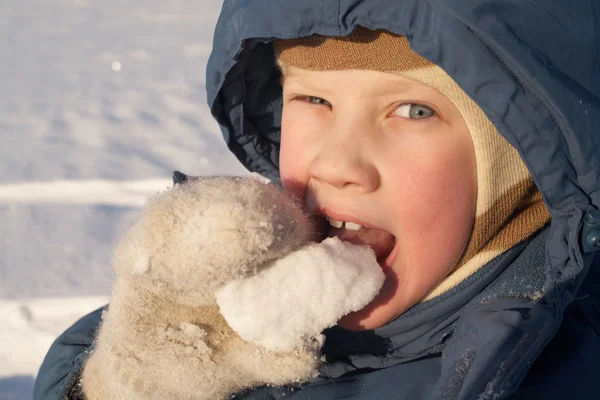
35, 1, 600, 399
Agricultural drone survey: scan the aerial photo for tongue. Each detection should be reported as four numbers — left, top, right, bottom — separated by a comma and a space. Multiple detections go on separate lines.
328, 227, 395, 264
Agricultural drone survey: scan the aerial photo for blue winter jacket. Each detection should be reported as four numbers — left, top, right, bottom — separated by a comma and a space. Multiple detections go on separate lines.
35, 1, 600, 399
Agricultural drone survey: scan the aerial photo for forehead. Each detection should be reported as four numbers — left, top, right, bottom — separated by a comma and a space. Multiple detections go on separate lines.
281, 65, 440, 98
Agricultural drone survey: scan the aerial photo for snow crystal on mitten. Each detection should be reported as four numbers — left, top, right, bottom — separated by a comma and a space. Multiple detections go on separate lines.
215, 237, 385, 351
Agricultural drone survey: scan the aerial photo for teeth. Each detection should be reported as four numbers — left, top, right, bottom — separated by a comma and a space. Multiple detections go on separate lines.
326, 217, 362, 230
344, 221, 362, 231
326, 216, 343, 228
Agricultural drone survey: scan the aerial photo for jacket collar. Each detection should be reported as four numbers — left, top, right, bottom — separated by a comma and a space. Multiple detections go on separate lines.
320, 226, 551, 395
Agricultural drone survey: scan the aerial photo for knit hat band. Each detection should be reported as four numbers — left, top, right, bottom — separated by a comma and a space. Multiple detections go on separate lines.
273, 28, 550, 300
275, 28, 433, 72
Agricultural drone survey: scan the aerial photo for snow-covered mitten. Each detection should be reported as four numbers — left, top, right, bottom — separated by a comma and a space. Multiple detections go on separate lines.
81, 175, 384, 400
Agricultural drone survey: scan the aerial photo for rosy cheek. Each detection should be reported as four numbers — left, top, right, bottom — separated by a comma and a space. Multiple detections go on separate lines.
279, 127, 308, 200
280, 104, 326, 199
392, 147, 476, 249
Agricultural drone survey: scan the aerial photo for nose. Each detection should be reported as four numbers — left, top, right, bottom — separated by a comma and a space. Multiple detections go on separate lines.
309, 122, 380, 193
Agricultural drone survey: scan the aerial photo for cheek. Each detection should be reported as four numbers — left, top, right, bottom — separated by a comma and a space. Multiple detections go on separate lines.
390, 140, 476, 268
405, 156, 475, 222
279, 109, 310, 199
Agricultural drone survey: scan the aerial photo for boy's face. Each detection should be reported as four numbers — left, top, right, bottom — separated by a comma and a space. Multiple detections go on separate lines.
279, 66, 477, 330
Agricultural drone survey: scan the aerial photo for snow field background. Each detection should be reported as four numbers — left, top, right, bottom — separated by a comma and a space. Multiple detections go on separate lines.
1, 0, 248, 398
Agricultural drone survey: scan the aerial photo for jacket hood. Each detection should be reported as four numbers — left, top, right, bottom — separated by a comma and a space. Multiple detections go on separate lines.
206, 0, 599, 397
207, 0, 599, 289
207, 0, 599, 212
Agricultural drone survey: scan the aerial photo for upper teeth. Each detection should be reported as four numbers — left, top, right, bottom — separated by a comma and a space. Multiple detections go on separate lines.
326, 217, 362, 231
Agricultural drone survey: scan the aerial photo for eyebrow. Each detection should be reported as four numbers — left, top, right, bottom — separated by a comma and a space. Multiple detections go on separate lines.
279, 66, 299, 86
280, 67, 435, 97
279, 71, 319, 90
380, 78, 415, 92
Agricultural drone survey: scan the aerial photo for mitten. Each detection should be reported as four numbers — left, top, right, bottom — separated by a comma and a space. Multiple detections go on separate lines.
81, 175, 384, 400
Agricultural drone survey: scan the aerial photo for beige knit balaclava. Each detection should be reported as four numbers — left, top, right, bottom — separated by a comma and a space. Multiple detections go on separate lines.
274, 28, 551, 300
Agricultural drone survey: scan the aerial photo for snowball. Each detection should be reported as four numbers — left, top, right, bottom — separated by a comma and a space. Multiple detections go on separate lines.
215, 237, 385, 352
133, 254, 149, 275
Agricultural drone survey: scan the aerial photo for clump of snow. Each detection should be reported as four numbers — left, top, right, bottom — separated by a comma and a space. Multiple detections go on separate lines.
249, 172, 271, 184
180, 322, 206, 338
133, 254, 150, 275
216, 237, 385, 352
155, 323, 212, 359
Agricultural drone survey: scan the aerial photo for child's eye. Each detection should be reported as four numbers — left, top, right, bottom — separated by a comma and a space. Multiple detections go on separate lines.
299, 96, 332, 107
393, 103, 435, 119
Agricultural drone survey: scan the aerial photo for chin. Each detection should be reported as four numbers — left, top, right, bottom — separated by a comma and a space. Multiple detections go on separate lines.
338, 265, 408, 331
337, 313, 377, 331
337, 296, 402, 331
338, 307, 389, 331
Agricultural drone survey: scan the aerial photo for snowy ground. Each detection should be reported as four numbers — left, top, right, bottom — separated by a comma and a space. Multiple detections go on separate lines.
1, 1, 248, 398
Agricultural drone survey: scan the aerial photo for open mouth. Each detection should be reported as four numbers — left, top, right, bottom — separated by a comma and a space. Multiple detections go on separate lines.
314, 213, 397, 267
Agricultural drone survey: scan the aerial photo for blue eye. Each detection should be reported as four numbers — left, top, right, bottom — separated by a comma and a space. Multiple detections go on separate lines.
304, 96, 332, 107
393, 104, 435, 119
